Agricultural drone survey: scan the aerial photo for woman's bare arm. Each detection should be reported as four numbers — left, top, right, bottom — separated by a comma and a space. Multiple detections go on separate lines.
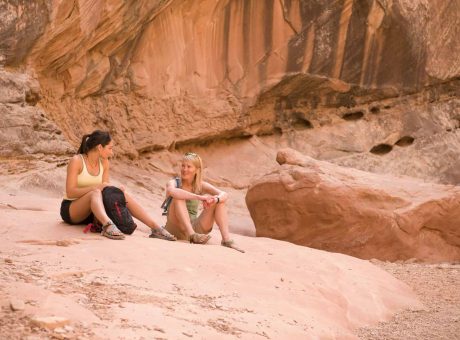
201, 182, 228, 203
165, 179, 207, 201
102, 158, 110, 183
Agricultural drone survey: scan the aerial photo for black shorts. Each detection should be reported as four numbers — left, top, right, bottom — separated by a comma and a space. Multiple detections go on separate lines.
60, 199, 94, 225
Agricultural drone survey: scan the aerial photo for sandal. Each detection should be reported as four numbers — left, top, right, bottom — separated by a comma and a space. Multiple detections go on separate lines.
149, 226, 177, 241
221, 239, 245, 253
189, 233, 211, 244
101, 221, 125, 240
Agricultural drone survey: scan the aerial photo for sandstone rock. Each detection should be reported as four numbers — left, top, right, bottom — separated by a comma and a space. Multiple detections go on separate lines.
0, 70, 73, 158
21, 0, 459, 165
54, 327, 66, 333
0, 0, 49, 66
246, 148, 460, 262
0, 102, 73, 157
30, 316, 70, 329
30, 0, 172, 97
0, 1, 458, 189
248, 71, 460, 185
9, 298, 25, 311
0, 69, 40, 104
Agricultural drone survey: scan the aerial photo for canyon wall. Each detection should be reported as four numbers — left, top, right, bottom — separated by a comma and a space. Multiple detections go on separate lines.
0, 0, 459, 184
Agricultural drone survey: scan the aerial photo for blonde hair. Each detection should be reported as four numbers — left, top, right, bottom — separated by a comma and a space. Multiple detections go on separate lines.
182, 152, 203, 193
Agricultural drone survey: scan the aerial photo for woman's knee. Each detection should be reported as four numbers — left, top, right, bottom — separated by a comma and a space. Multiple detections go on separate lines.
89, 188, 102, 200
171, 198, 186, 207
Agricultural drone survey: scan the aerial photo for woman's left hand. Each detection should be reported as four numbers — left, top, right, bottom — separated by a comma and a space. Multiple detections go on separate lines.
202, 195, 215, 209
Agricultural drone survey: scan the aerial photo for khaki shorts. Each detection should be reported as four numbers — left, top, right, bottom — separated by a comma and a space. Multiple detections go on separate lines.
164, 215, 207, 241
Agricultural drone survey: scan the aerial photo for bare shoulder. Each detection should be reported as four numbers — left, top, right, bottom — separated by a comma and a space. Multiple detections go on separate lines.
67, 154, 83, 174
68, 154, 82, 167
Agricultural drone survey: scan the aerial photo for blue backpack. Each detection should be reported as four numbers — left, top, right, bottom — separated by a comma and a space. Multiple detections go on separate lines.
161, 177, 181, 216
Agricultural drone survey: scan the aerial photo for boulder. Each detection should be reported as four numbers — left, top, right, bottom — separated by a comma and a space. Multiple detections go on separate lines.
246, 148, 460, 262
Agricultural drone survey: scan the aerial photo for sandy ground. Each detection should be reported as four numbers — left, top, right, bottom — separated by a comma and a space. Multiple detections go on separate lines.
0, 192, 418, 339
0, 161, 458, 339
357, 260, 460, 340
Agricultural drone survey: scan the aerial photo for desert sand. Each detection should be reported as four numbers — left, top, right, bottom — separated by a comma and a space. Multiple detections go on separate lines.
357, 260, 460, 340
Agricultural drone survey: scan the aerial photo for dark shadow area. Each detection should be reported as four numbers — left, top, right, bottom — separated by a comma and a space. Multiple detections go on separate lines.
292, 111, 313, 129
342, 111, 364, 121
395, 136, 415, 147
370, 144, 393, 155
370, 106, 380, 114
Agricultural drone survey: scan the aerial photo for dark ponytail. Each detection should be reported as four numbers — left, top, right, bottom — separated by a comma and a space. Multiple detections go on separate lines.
77, 130, 111, 154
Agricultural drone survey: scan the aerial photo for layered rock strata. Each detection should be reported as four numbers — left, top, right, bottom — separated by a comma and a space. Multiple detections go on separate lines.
0, 0, 458, 186
0, 69, 72, 159
246, 149, 460, 262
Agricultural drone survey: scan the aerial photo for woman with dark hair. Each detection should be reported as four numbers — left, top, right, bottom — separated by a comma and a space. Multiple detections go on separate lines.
61, 130, 176, 241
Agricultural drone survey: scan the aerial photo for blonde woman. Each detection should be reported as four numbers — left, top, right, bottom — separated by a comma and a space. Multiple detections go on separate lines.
163, 152, 244, 252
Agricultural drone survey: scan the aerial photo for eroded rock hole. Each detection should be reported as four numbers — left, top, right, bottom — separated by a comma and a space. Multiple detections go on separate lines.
395, 136, 414, 147
370, 106, 380, 114
342, 111, 364, 121
25, 90, 39, 106
370, 144, 393, 155
292, 111, 313, 129
293, 119, 313, 129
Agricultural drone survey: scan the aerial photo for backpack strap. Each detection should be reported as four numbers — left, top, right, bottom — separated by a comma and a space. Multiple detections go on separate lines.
161, 177, 181, 216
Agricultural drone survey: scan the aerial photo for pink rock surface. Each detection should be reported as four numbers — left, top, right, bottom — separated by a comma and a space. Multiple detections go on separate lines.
247, 148, 460, 262
0, 187, 420, 339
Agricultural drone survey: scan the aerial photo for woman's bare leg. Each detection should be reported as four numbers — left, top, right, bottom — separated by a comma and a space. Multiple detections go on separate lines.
197, 202, 231, 242
168, 198, 195, 237
69, 189, 111, 225
124, 192, 161, 229
199, 201, 243, 252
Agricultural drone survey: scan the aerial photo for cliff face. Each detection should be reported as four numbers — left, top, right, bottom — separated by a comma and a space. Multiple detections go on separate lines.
1, 0, 459, 183
0, 0, 49, 66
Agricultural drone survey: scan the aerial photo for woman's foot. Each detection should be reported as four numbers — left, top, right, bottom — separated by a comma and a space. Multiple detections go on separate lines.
189, 233, 211, 244
221, 239, 245, 253
149, 226, 177, 241
101, 221, 125, 240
